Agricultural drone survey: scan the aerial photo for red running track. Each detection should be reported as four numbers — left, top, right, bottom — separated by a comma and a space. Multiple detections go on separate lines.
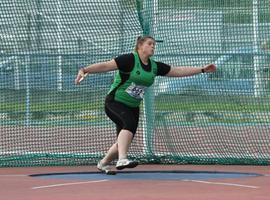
1, 165, 270, 200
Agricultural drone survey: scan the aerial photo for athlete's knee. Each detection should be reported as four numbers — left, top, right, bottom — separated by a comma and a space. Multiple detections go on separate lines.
121, 126, 137, 136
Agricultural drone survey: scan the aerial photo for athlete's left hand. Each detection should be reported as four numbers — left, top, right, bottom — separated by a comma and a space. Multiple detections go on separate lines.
202, 64, 216, 73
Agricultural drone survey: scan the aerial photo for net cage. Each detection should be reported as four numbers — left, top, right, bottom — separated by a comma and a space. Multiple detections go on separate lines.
0, 0, 270, 166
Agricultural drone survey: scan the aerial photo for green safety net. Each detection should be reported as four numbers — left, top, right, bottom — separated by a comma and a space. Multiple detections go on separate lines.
1, 0, 270, 167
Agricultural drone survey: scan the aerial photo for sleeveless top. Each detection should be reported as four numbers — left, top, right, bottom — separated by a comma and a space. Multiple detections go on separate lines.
108, 52, 157, 107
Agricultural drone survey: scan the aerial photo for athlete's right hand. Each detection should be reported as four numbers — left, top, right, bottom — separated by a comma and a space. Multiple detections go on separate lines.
75, 69, 88, 85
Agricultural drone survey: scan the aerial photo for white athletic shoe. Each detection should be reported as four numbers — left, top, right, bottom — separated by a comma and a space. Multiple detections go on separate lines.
97, 161, 111, 172
116, 159, 138, 170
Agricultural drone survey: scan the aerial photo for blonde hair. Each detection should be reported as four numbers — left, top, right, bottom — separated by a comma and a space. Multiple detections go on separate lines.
134, 35, 156, 52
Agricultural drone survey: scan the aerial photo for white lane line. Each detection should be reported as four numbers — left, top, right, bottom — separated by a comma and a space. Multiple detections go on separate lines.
183, 180, 259, 189
32, 179, 108, 190
0, 174, 27, 177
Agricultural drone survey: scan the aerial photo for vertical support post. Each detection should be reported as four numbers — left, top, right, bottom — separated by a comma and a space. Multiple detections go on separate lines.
25, 13, 32, 127
56, 0, 63, 91
14, 56, 20, 90
25, 55, 31, 127
142, 0, 158, 158
253, 0, 261, 97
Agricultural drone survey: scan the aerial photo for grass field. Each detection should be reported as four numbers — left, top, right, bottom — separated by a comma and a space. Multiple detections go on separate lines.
1, 92, 270, 125
1, 93, 270, 112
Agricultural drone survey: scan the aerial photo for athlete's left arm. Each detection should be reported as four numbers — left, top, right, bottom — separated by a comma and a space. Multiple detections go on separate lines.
165, 64, 216, 77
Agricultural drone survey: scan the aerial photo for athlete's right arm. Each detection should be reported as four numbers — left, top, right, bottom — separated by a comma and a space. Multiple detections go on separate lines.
75, 59, 117, 85
83, 59, 118, 74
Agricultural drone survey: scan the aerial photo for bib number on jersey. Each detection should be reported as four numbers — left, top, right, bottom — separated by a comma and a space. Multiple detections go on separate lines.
126, 83, 147, 99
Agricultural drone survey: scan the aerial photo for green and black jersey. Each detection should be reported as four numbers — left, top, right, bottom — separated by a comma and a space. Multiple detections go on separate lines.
108, 52, 171, 108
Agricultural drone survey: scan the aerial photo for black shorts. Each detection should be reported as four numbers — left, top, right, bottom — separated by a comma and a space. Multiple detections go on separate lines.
105, 95, 139, 136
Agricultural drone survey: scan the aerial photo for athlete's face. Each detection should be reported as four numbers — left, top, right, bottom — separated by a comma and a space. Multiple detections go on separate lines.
139, 38, 156, 56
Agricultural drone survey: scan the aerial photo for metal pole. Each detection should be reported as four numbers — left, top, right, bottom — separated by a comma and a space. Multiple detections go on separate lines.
57, 0, 63, 91
253, 0, 260, 97
25, 13, 32, 127
142, 0, 158, 158
25, 55, 30, 127
14, 56, 20, 90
